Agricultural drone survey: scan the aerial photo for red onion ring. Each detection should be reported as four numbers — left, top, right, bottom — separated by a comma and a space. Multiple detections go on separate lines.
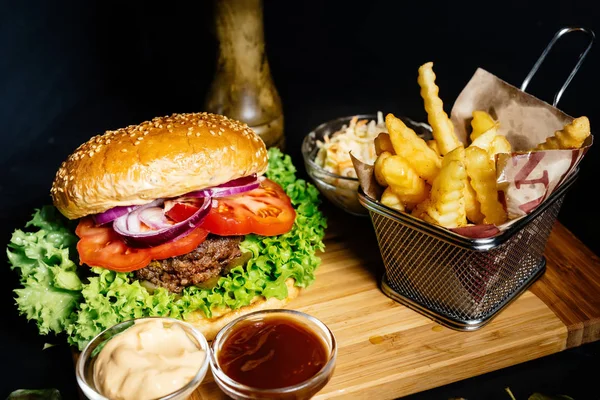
137, 207, 172, 230
91, 175, 261, 225
185, 174, 260, 198
92, 205, 142, 225
113, 197, 211, 248
124, 199, 164, 232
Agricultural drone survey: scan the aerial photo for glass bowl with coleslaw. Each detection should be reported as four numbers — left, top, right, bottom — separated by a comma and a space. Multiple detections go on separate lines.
302, 112, 431, 216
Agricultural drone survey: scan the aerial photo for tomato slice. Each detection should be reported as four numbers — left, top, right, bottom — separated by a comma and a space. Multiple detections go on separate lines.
201, 178, 296, 236
149, 227, 208, 260
76, 218, 152, 272
165, 203, 199, 223
75, 217, 209, 272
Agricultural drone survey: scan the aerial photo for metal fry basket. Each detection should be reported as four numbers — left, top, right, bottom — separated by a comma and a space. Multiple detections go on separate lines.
360, 171, 576, 329
359, 27, 594, 330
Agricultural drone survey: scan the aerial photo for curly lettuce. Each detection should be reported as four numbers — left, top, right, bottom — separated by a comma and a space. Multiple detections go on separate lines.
7, 148, 327, 350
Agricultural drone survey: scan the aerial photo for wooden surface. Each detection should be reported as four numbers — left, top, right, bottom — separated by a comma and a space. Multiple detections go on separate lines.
530, 222, 600, 348
189, 206, 600, 399
72, 206, 600, 399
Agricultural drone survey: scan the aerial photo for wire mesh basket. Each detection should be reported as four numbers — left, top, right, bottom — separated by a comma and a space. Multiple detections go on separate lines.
357, 27, 594, 330
359, 170, 577, 329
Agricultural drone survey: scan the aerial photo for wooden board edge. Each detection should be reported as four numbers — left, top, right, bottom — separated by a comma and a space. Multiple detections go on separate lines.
531, 223, 600, 349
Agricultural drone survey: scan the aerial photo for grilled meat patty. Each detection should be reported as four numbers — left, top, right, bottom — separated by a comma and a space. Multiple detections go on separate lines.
135, 235, 243, 293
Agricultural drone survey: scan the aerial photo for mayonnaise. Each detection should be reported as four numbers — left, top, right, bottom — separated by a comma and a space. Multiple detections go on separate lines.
93, 319, 206, 400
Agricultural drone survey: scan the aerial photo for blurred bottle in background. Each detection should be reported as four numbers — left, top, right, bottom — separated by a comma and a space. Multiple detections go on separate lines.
204, 0, 285, 150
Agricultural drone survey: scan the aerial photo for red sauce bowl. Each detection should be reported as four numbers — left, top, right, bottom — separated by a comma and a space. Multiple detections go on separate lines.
209, 309, 337, 400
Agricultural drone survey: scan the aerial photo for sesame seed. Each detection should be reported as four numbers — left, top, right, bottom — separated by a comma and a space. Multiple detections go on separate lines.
187, 131, 192, 136
121, 149, 128, 153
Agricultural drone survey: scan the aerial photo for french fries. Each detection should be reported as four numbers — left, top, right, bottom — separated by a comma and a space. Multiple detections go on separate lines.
468, 127, 498, 153
418, 62, 462, 156
466, 110, 512, 161
534, 116, 591, 150
464, 176, 484, 224
381, 154, 429, 208
368, 62, 590, 234
444, 146, 484, 224
427, 139, 440, 156
381, 187, 405, 212
420, 159, 467, 228
374, 151, 392, 186
489, 135, 512, 159
373, 64, 508, 230
385, 113, 442, 184
374, 132, 395, 156
470, 111, 499, 142
374, 150, 428, 209
465, 147, 507, 225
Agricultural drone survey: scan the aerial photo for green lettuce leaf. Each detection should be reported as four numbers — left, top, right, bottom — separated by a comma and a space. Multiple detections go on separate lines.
8, 148, 327, 350
7, 389, 62, 400
8, 206, 82, 335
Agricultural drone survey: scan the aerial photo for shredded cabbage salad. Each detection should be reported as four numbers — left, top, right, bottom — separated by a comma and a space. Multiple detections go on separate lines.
7, 148, 327, 350
315, 111, 387, 178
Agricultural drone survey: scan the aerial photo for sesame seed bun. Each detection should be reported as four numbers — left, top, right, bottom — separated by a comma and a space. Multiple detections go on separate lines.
51, 112, 269, 220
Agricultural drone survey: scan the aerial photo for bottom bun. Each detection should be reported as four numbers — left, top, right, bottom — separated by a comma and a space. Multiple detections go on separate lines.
184, 278, 301, 340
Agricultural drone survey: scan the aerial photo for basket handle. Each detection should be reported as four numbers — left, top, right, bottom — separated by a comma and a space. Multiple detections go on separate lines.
520, 26, 595, 107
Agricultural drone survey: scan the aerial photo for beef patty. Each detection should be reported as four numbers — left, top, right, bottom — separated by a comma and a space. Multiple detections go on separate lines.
135, 234, 243, 293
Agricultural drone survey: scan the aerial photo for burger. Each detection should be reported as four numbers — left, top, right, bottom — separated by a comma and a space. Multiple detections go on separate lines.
8, 112, 326, 350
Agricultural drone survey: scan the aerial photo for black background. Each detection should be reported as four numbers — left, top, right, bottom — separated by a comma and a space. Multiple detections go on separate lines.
1, 0, 599, 399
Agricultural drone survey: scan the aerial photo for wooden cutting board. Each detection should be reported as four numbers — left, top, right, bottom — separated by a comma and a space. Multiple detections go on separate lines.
190, 205, 600, 400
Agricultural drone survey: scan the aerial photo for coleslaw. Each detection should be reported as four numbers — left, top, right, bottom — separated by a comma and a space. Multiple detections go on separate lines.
315, 112, 387, 178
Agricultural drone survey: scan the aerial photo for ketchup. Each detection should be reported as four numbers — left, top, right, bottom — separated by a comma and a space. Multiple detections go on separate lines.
217, 316, 328, 389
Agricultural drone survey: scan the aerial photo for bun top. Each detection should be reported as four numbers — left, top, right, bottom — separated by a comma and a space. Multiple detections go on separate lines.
51, 112, 269, 219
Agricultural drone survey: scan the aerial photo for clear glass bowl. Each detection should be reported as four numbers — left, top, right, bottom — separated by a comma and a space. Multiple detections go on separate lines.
302, 113, 432, 217
209, 309, 337, 400
76, 317, 210, 400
